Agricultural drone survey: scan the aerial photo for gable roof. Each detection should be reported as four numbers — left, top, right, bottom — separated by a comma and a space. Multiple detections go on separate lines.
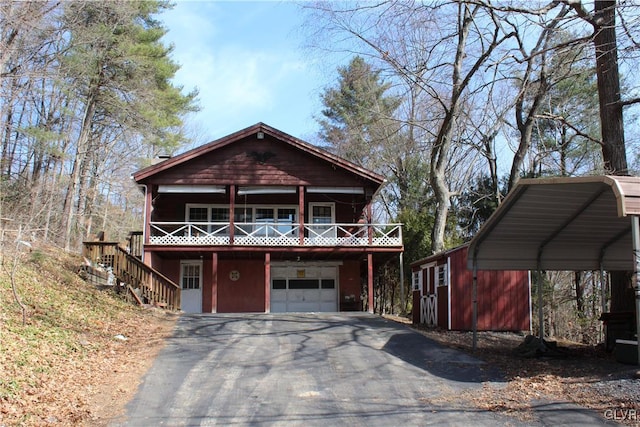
467, 175, 640, 271
133, 122, 385, 185
410, 244, 470, 268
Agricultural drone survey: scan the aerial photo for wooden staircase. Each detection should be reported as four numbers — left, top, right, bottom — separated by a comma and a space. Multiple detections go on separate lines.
81, 236, 180, 310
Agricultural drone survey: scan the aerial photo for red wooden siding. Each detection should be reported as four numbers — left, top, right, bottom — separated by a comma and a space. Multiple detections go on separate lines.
216, 260, 265, 313
339, 261, 361, 310
412, 291, 421, 324
145, 136, 373, 188
437, 284, 448, 329
412, 245, 530, 331
448, 246, 530, 331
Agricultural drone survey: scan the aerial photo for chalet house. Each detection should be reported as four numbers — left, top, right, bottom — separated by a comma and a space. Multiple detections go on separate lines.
132, 123, 403, 313
411, 245, 531, 331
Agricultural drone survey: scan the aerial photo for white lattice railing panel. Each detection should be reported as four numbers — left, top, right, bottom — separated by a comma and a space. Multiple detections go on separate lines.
149, 221, 402, 247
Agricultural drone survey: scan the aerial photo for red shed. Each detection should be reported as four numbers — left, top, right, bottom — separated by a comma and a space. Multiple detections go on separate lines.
411, 244, 531, 331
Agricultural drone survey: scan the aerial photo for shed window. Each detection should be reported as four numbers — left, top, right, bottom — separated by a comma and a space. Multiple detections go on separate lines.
437, 265, 448, 287
412, 271, 421, 291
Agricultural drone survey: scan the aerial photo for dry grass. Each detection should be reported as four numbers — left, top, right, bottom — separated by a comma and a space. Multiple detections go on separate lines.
0, 243, 177, 426
385, 315, 640, 425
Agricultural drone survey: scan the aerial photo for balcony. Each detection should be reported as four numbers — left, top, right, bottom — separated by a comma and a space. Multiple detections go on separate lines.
148, 222, 402, 247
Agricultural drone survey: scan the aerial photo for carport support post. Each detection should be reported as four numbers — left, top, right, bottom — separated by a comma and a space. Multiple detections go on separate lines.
631, 215, 640, 365
537, 268, 544, 340
600, 264, 607, 317
472, 262, 478, 351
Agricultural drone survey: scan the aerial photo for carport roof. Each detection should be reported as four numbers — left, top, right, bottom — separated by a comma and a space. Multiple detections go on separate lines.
467, 175, 640, 271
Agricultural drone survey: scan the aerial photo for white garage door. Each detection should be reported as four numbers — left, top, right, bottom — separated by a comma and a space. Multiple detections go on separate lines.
271, 265, 337, 312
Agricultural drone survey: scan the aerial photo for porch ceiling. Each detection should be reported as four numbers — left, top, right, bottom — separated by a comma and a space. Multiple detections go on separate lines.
467, 175, 640, 271
147, 247, 401, 264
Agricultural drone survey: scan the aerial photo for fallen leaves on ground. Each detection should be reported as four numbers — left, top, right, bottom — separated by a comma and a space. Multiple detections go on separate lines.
385, 315, 640, 425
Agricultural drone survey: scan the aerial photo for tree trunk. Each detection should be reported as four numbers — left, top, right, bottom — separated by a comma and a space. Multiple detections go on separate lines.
591, 1, 631, 314
575, 271, 584, 314
430, 3, 471, 254
593, 0, 627, 175
610, 270, 635, 312
62, 97, 96, 250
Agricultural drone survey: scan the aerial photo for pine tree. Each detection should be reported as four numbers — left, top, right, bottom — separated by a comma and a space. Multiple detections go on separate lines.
59, 0, 198, 249
318, 56, 401, 168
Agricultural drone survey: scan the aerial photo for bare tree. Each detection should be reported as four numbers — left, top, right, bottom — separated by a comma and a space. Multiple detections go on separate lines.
304, 1, 515, 253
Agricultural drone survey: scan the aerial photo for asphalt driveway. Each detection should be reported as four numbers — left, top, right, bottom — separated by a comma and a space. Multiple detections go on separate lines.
116, 313, 610, 426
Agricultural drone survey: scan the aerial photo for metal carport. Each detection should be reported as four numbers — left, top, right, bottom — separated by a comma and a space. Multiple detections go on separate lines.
467, 175, 640, 363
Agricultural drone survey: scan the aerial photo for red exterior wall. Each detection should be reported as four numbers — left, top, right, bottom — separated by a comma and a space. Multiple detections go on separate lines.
412, 245, 530, 331
339, 260, 361, 311
146, 135, 372, 188
152, 256, 179, 284
448, 246, 530, 331
202, 258, 213, 313
216, 260, 265, 313
437, 284, 448, 329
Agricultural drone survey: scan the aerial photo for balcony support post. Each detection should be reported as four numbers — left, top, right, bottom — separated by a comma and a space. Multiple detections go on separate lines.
299, 186, 305, 245
211, 252, 218, 313
144, 185, 153, 246
366, 203, 373, 245
264, 252, 271, 313
229, 185, 235, 245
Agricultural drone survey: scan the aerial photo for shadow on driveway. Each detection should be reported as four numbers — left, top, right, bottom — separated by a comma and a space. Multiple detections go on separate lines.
116, 313, 609, 426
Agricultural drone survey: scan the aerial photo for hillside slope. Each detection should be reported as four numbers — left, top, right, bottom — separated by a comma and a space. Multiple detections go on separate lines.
0, 243, 177, 426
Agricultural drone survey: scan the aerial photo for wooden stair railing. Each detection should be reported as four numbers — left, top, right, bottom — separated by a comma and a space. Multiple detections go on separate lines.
82, 241, 181, 310
127, 231, 143, 260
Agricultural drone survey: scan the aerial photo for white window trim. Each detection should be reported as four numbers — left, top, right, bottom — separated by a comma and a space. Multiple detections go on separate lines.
308, 202, 336, 239
185, 204, 299, 222
412, 270, 422, 294
253, 205, 299, 221
237, 186, 296, 195
180, 260, 203, 290
436, 264, 449, 287
421, 262, 436, 294
308, 202, 335, 223
159, 185, 225, 193
307, 186, 364, 194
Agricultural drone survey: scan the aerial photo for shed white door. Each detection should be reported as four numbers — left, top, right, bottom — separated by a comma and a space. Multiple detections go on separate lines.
180, 261, 202, 313
271, 265, 337, 312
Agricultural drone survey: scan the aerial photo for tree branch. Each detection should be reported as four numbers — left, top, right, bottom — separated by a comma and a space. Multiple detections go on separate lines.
535, 113, 603, 146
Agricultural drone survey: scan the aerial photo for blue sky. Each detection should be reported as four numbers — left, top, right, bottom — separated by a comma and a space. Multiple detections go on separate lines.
160, 1, 330, 146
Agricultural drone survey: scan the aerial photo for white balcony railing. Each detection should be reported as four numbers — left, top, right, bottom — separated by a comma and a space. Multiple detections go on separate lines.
148, 222, 402, 247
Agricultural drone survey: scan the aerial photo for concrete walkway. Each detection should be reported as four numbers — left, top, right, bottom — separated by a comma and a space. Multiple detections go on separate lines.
116, 313, 612, 426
